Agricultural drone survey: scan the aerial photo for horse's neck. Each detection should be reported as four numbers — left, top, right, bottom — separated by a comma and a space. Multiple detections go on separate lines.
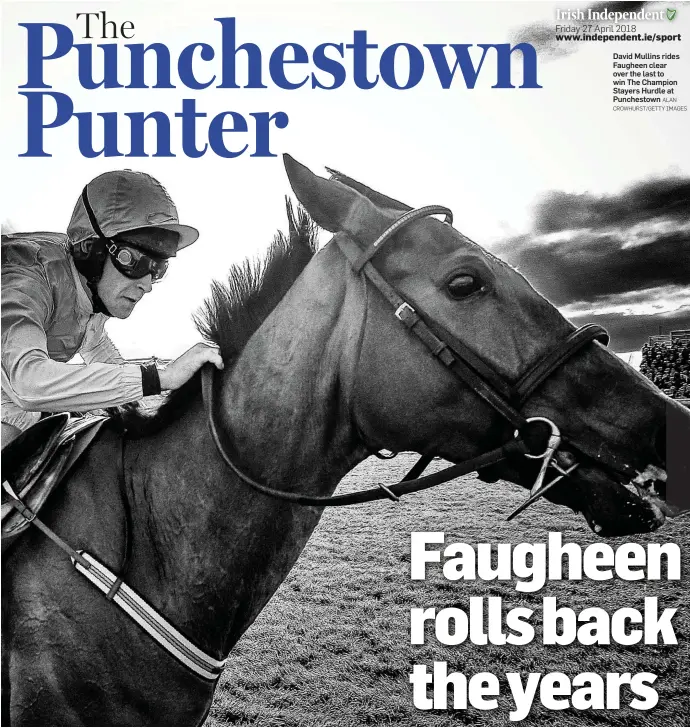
223, 243, 368, 489
131, 245, 370, 655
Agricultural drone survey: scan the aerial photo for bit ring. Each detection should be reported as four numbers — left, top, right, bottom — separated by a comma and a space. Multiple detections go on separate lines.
515, 416, 561, 460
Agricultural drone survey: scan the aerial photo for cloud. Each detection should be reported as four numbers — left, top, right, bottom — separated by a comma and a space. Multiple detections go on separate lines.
510, 1, 651, 61
561, 285, 690, 318
491, 174, 690, 351
587, 1, 649, 15
567, 304, 690, 352
532, 177, 690, 234
511, 22, 576, 60
497, 226, 690, 304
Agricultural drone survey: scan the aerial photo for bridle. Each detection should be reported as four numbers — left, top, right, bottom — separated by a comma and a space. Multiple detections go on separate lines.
202, 206, 609, 518
3, 205, 611, 683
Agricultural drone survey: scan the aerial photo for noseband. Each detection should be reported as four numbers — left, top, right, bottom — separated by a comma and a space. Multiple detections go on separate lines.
5, 206, 611, 685
203, 206, 609, 516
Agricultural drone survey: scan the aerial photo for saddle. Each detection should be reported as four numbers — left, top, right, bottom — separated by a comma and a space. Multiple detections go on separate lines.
1, 413, 109, 549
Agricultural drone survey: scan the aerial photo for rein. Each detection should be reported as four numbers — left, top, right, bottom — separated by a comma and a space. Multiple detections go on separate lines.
202, 206, 609, 514
202, 365, 529, 505
5, 205, 610, 685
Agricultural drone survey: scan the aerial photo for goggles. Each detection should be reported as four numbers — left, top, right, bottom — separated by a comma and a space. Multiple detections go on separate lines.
80, 185, 171, 283
106, 240, 169, 282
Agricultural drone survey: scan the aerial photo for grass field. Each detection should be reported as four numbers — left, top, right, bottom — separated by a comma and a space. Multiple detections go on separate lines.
207, 454, 688, 727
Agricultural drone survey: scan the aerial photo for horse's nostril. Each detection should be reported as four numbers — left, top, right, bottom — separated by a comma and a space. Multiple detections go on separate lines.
654, 423, 666, 465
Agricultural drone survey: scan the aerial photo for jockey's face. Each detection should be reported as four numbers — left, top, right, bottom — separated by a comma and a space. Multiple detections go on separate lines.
96, 256, 153, 319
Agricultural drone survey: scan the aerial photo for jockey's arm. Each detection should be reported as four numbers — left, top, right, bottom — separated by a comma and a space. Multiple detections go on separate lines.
79, 325, 126, 366
1, 270, 144, 413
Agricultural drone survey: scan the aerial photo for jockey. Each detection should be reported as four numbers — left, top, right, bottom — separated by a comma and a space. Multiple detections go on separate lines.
1, 170, 223, 446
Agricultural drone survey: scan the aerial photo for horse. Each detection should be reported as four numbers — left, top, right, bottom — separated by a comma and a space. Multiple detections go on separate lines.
2, 155, 686, 726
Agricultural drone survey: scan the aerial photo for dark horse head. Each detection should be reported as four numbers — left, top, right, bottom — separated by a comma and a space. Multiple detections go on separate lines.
283, 155, 688, 537
5, 157, 688, 728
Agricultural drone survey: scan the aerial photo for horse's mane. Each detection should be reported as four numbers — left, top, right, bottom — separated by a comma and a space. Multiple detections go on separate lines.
113, 200, 320, 437
110, 167, 526, 439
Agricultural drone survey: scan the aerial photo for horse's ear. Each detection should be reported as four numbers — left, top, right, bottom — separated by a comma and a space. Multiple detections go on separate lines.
283, 154, 360, 233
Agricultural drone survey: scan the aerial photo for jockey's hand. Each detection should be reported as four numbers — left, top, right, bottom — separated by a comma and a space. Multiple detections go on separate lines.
158, 342, 224, 391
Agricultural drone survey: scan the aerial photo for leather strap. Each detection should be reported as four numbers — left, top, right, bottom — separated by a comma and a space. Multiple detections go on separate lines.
401, 454, 434, 481
107, 434, 133, 601
73, 552, 227, 681
339, 234, 530, 429
352, 206, 453, 273
337, 234, 608, 430
1, 479, 91, 569
201, 366, 528, 507
512, 324, 610, 405
201, 206, 607, 507
3, 433, 226, 681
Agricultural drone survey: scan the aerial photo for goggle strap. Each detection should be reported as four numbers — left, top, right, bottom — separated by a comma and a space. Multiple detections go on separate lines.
80, 190, 167, 281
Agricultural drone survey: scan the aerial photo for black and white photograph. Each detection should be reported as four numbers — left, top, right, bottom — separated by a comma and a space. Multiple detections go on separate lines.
2, 1, 689, 726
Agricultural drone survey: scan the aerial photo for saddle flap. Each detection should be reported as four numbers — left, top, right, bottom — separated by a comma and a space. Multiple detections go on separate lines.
2, 416, 109, 541
1, 413, 70, 490
2, 440, 74, 537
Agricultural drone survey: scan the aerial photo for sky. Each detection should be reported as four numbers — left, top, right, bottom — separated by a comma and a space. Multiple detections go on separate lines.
2, 0, 689, 357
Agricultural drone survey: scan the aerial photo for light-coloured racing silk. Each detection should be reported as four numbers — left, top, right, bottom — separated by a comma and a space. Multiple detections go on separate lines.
1, 233, 143, 431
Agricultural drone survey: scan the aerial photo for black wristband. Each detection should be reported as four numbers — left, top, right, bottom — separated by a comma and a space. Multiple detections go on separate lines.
140, 362, 161, 397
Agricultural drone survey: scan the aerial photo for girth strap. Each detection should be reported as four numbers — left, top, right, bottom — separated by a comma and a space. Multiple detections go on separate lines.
4, 430, 227, 681
72, 552, 227, 681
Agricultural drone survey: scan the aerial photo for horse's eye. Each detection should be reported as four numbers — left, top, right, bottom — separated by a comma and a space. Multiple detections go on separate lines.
446, 274, 482, 299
